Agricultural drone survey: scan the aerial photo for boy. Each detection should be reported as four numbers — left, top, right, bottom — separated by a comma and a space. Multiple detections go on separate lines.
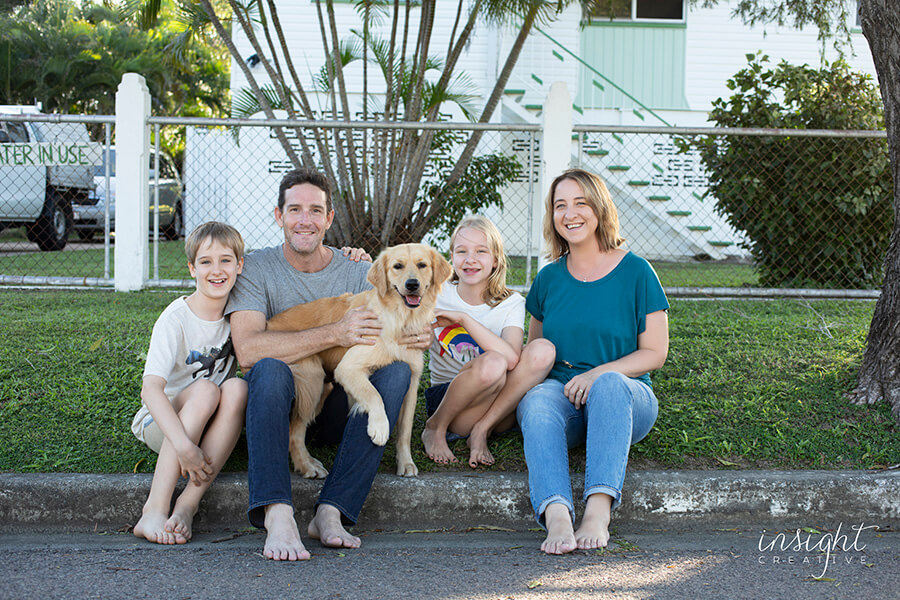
132, 222, 248, 545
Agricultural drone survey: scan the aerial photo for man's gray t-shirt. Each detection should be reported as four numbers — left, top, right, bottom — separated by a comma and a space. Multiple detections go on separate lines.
226, 245, 372, 319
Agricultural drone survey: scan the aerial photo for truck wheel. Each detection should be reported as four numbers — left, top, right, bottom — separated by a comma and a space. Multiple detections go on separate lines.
162, 204, 183, 240
29, 191, 72, 252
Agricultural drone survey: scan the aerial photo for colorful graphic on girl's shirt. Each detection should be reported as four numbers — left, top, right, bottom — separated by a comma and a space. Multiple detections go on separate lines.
436, 325, 483, 364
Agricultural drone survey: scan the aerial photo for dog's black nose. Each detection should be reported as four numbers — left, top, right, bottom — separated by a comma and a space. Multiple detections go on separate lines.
405, 278, 420, 292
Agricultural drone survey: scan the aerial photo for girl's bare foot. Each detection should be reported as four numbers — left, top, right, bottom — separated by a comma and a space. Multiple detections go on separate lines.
308, 504, 361, 548
134, 510, 178, 545
421, 426, 458, 464
541, 503, 576, 555
575, 493, 612, 549
466, 426, 495, 468
263, 503, 311, 561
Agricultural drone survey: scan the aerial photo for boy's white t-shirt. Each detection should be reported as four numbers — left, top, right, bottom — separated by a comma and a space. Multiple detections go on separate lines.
131, 297, 236, 442
429, 283, 526, 385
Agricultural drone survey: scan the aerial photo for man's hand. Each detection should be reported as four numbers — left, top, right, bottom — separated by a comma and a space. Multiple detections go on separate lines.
402, 325, 433, 350
175, 441, 214, 486
334, 306, 382, 347
341, 247, 373, 262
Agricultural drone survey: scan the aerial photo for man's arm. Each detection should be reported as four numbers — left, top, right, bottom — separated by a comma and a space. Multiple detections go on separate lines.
230, 307, 382, 370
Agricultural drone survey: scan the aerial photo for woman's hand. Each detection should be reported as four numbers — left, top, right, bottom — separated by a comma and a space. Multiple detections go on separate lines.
564, 371, 600, 409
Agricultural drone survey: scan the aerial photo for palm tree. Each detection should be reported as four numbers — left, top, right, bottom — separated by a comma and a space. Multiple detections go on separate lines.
182, 0, 566, 251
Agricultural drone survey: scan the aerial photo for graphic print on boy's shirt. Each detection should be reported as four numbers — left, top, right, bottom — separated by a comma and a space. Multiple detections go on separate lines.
186, 336, 235, 379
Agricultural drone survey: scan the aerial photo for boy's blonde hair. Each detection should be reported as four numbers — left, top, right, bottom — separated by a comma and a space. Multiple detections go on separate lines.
449, 215, 513, 307
185, 222, 245, 264
543, 169, 625, 260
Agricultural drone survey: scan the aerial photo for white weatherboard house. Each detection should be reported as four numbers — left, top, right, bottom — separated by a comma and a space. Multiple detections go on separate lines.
187, 1, 878, 259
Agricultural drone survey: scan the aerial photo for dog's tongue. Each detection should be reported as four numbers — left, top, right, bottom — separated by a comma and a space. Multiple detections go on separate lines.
405, 294, 421, 306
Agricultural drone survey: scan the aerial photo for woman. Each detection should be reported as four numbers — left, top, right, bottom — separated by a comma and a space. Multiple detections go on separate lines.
517, 168, 669, 555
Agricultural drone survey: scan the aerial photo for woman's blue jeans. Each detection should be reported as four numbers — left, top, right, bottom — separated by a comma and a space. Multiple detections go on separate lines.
244, 357, 411, 528
516, 371, 658, 527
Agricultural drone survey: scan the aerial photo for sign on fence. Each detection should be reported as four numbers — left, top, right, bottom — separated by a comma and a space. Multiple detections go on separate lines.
0, 142, 103, 167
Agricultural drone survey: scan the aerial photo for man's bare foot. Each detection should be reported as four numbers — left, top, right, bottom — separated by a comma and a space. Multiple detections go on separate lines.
421, 426, 458, 464
466, 426, 494, 468
263, 503, 311, 561
575, 493, 612, 550
134, 510, 179, 545
164, 506, 195, 543
541, 503, 576, 555
308, 504, 361, 548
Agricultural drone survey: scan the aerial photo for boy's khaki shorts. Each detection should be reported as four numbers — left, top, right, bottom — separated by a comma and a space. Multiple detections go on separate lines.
139, 417, 165, 454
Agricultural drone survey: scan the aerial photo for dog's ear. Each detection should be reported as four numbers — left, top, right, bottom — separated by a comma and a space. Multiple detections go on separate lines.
430, 247, 453, 288
367, 250, 390, 296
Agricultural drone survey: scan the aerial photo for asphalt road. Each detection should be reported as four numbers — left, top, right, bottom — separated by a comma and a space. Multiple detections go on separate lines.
3, 524, 897, 600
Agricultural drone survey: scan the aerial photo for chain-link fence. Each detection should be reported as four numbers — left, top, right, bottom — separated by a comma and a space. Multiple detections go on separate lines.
0, 112, 186, 283
574, 125, 891, 292
1, 113, 892, 294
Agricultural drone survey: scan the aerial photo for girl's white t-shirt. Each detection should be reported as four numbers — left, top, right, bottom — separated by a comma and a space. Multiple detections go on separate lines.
428, 283, 525, 385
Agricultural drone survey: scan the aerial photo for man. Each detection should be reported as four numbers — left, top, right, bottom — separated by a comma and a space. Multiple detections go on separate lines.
226, 168, 431, 561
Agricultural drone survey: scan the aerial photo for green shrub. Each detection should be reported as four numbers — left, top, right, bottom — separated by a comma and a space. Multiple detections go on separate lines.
693, 54, 892, 288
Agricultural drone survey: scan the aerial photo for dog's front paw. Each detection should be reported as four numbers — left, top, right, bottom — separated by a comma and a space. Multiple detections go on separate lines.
367, 412, 390, 446
396, 461, 418, 477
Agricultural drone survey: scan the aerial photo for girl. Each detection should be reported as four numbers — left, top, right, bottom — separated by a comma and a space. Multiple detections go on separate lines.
517, 169, 669, 555
421, 215, 554, 468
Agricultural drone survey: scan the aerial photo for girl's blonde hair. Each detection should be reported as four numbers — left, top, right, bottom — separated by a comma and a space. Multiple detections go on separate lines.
449, 215, 513, 307
542, 168, 625, 260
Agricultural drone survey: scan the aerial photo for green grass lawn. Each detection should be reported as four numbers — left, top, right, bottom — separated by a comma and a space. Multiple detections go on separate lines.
0, 288, 896, 475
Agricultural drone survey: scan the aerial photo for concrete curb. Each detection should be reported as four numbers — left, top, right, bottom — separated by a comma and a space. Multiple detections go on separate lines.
2, 470, 899, 532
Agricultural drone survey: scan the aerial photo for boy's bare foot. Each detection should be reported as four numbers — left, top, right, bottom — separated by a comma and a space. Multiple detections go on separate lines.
134, 510, 179, 545
421, 426, 458, 464
164, 507, 195, 543
541, 503, 576, 555
575, 493, 612, 550
466, 426, 494, 468
263, 503, 311, 561
308, 504, 361, 548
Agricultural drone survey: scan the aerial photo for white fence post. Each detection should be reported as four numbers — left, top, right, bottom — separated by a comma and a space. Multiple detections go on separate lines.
114, 73, 150, 291
538, 82, 573, 269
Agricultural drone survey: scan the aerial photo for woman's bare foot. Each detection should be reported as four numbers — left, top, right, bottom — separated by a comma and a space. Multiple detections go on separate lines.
466, 425, 495, 468
541, 503, 576, 555
575, 493, 612, 550
421, 425, 458, 464
308, 504, 361, 548
164, 507, 195, 543
134, 509, 179, 545
263, 503, 311, 561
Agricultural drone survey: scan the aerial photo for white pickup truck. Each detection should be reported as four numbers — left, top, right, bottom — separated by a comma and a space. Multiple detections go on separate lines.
0, 106, 98, 251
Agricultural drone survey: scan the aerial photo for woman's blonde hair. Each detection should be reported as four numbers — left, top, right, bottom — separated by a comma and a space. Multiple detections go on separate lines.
542, 168, 625, 260
449, 215, 513, 307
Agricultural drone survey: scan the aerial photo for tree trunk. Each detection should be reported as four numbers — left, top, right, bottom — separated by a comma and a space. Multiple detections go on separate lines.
851, 0, 900, 418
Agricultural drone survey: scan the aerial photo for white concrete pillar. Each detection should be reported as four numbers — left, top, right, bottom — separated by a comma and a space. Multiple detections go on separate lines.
114, 73, 151, 291
538, 82, 573, 268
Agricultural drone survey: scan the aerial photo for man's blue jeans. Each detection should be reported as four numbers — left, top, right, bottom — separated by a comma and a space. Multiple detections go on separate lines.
516, 372, 658, 527
244, 357, 411, 528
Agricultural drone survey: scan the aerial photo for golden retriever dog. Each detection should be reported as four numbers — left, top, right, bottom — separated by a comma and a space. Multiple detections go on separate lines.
266, 243, 452, 479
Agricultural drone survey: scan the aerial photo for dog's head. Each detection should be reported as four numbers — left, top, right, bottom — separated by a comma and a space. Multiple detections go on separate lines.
368, 243, 452, 309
